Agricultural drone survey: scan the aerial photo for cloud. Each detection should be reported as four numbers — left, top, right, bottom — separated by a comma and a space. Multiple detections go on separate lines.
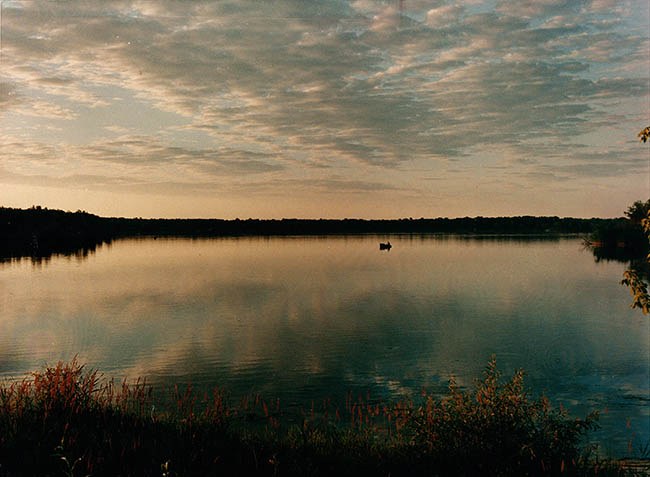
0, 80, 78, 119
0, 82, 21, 110
495, 0, 582, 19
0, 134, 285, 191
104, 125, 130, 134
369, 5, 401, 32
265, 177, 406, 194
0, 0, 647, 217
425, 5, 464, 27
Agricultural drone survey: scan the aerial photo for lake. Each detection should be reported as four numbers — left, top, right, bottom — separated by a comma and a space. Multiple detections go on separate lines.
1, 235, 648, 457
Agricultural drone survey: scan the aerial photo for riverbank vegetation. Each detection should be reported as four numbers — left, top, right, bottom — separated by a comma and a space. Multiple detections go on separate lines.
587, 200, 650, 254
582, 198, 650, 314
620, 202, 650, 314
0, 358, 629, 476
585, 199, 650, 314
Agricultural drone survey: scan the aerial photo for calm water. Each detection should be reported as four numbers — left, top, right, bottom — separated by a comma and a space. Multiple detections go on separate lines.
1, 236, 648, 456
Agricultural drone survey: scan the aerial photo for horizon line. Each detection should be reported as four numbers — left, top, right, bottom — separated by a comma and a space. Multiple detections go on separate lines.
3, 205, 625, 222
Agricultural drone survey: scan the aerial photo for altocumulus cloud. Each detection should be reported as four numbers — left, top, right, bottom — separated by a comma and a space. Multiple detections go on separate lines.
0, 0, 647, 218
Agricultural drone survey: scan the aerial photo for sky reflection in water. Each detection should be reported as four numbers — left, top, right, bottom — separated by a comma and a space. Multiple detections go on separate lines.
0, 236, 648, 457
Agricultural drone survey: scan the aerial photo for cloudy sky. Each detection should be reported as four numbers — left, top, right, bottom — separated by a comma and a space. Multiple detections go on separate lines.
0, 0, 648, 219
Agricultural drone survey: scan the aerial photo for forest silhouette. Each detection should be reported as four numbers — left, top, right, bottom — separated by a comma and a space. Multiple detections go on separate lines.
0, 205, 625, 260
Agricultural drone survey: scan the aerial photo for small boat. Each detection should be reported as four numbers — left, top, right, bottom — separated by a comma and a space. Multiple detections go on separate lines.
379, 241, 392, 250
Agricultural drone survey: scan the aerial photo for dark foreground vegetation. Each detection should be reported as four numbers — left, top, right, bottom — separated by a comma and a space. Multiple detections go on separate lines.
0, 205, 621, 260
1, 358, 636, 477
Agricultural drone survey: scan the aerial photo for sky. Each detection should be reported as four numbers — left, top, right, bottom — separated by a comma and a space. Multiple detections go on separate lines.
0, 0, 648, 219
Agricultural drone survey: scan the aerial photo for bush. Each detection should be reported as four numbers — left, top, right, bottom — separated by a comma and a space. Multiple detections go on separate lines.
405, 356, 599, 475
0, 358, 606, 476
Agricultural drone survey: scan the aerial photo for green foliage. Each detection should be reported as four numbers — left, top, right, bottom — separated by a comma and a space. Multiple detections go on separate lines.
624, 200, 650, 225
53, 441, 89, 477
620, 209, 650, 314
614, 129, 650, 313
621, 269, 650, 314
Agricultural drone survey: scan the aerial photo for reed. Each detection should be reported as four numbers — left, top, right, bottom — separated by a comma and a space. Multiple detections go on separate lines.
0, 357, 627, 476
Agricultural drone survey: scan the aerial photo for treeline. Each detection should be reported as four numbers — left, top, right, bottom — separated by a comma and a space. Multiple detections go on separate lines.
0, 205, 623, 258
0, 206, 111, 258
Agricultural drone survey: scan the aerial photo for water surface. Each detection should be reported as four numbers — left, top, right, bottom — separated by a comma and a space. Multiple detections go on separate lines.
1, 236, 648, 456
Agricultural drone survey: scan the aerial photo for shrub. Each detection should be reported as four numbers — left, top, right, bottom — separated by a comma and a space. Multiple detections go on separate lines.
405, 356, 599, 475
0, 358, 605, 476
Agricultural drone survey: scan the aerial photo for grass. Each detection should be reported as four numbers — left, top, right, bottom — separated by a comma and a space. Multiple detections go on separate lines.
0, 357, 632, 476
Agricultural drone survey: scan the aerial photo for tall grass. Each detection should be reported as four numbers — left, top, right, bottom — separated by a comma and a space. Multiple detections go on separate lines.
405, 359, 599, 475
0, 357, 623, 476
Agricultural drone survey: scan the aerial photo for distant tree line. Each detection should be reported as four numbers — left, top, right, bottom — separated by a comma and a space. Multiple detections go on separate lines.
0, 206, 111, 258
0, 205, 624, 259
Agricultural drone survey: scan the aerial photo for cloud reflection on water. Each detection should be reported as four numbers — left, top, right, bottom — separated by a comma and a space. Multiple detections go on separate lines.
0, 236, 647, 455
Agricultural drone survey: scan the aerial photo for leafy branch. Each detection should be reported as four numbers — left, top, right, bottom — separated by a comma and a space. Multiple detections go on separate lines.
620, 127, 650, 314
